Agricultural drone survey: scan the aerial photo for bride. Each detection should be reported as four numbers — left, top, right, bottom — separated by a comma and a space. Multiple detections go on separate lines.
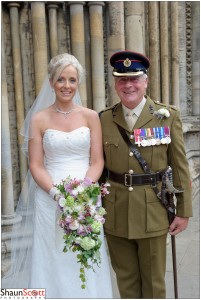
2, 53, 113, 298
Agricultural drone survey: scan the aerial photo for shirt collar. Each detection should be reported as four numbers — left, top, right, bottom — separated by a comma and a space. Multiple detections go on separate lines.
122, 97, 146, 117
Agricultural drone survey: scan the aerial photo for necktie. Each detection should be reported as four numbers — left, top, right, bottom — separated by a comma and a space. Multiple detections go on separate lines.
125, 111, 137, 130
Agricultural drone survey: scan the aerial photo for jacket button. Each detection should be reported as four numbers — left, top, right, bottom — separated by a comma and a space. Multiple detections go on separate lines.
128, 187, 133, 192
129, 169, 134, 174
130, 135, 134, 139
129, 152, 134, 157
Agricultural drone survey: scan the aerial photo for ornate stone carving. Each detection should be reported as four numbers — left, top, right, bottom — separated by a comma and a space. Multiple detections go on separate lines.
186, 2, 193, 115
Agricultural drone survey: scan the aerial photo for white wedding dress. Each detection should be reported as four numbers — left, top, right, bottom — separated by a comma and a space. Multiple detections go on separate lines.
4, 127, 113, 299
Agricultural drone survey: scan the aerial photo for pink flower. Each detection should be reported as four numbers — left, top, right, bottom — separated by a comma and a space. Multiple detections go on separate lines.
77, 224, 86, 235
77, 214, 85, 221
101, 182, 110, 196
65, 215, 73, 223
94, 215, 105, 224
83, 177, 93, 187
69, 220, 79, 230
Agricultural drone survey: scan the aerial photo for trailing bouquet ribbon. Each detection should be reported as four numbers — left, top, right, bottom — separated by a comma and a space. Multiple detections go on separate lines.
54, 176, 110, 289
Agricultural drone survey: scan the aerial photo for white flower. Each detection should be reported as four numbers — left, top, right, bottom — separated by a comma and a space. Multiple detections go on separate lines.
91, 221, 102, 233
80, 237, 96, 250
77, 186, 85, 193
89, 205, 96, 215
149, 105, 170, 121
71, 186, 85, 196
98, 207, 106, 216
71, 189, 78, 196
157, 108, 170, 118
64, 206, 73, 214
58, 197, 66, 207
74, 237, 82, 244
69, 220, 79, 230
73, 205, 82, 213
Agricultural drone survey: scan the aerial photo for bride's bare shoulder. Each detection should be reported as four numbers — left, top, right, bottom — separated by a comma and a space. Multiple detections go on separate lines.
79, 106, 98, 118
31, 106, 53, 123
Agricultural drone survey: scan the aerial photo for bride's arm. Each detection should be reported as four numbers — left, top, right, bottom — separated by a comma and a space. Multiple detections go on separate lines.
85, 110, 104, 182
28, 113, 54, 193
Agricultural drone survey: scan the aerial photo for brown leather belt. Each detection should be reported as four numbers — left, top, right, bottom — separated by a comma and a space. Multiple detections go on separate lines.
106, 169, 166, 187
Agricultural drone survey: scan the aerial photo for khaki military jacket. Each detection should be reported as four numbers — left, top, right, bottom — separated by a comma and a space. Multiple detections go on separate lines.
100, 96, 192, 239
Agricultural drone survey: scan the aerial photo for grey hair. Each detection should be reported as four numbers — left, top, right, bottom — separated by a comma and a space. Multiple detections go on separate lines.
48, 53, 85, 85
142, 73, 148, 79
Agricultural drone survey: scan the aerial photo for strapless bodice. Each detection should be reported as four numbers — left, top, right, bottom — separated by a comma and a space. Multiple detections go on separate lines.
43, 127, 90, 183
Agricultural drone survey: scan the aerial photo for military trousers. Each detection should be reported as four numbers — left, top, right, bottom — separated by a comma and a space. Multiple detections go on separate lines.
106, 233, 167, 299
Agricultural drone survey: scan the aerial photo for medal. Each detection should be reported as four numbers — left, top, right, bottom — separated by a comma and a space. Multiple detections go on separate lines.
140, 129, 147, 147
154, 127, 161, 145
161, 138, 167, 144
156, 138, 161, 145
159, 127, 164, 140
141, 139, 147, 147
164, 126, 171, 144
145, 128, 152, 147
151, 138, 157, 146
147, 139, 152, 146
134, 129, 141, 146
149, 128, 156, 146
160, 127, 166, 144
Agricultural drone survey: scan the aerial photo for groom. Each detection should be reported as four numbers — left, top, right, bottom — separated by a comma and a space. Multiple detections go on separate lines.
99, 50, 192, 298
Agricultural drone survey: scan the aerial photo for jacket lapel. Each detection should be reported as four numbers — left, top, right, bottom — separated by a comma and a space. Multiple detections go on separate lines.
112, 103, 130, 131
134, 96, 155, 129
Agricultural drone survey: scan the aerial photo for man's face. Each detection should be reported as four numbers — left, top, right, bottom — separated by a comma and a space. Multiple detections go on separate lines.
114, 75, 148, 109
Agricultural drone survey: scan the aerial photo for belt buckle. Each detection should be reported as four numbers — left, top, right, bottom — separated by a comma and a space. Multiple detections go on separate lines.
125, 173, 132, 187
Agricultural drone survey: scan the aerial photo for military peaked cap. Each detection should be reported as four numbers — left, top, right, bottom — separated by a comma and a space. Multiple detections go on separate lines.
110, 50, 150, 77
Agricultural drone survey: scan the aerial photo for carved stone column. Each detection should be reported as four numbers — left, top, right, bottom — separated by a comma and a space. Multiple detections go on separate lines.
68, 2, 87, 107
1, 20, 21, 230
171, 2, 180, 108
124, 2, 145, 53
148, 2, 160, 101
7, 2, 27, 184
2, 23, 14, 220
192, 2, 200, 116
160, 2, 169, 104
31, 2, 48, 94
47, 3, 59, 58
178, 2, 187, 116
57, 3, 70, 54
107, 1, 125, 105
20, 3, 35, 115
88, 2, 105, 112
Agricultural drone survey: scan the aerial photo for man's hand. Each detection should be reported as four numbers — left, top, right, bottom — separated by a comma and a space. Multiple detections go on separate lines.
169, 216, 189, 236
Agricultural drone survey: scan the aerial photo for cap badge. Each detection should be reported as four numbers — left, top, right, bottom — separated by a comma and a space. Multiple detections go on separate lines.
123, 58, 131, 67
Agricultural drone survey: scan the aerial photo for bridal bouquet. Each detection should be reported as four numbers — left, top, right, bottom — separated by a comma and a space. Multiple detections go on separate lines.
54, 176, 110, 289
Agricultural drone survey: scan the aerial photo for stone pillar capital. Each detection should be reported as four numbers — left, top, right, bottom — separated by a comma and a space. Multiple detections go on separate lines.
7, 2, 21, 9
46, 2, 60, 10
67, 1, 86, 7
88, 2, 105, 7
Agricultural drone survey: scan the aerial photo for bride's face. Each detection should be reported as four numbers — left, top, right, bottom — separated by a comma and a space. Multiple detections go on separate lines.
53, 65, 79, 104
